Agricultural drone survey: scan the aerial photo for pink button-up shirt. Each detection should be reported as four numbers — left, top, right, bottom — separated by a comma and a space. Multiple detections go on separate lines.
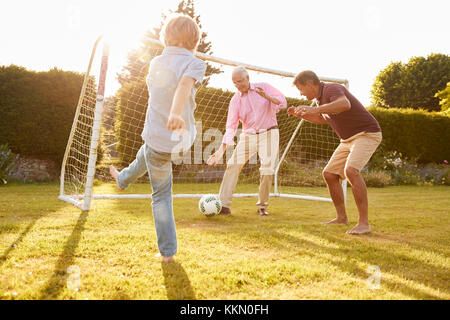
222, 82, 287, 145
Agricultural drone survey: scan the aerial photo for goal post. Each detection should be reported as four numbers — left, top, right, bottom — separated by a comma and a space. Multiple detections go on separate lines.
59, 36, 349, 211
59, 36, 109, 211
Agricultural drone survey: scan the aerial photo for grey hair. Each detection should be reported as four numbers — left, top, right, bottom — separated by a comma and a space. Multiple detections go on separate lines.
232, 66, 249, 77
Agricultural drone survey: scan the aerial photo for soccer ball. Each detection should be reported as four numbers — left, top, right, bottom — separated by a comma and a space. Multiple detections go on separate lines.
198, 194, 222, 217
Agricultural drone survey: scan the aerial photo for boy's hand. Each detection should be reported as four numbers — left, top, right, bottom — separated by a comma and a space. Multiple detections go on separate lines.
167, 114, 185, 135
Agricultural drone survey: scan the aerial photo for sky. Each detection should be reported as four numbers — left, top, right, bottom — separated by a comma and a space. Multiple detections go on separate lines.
1, 0, 449, 106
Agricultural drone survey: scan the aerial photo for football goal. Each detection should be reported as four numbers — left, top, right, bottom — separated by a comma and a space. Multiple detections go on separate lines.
59, 36, 349, 211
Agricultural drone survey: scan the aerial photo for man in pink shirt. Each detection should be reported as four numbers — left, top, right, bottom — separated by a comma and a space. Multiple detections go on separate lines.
207, 66, 287, 216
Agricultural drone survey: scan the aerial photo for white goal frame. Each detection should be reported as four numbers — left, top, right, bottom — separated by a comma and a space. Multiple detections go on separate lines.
59, 36, 349, 211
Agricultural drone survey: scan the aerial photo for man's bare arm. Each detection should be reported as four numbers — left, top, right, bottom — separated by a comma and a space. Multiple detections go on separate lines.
313, 96, 351, 115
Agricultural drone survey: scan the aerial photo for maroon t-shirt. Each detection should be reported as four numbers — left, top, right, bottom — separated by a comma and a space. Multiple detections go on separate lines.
318, 82, 381, 140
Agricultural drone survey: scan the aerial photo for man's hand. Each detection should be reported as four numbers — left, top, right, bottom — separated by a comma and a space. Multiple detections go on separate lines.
256, 86, 281, 105
207, 149, 224, 166
167, 113, 185, 136
287, 106, 300, 117
295, 106, 319, 117
287, 106, 314, 117
255, 86, 268, 99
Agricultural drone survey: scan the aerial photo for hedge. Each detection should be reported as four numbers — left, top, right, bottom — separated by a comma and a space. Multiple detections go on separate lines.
115, 82, 450, 166
0, 65, 90, 168
368, 106, 450, 163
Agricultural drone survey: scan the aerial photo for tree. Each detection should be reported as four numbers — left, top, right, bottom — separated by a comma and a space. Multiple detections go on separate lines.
371, 53, 450, 111
435, 81, 450, 114
370, 62, 404, 109
114, 0, 221, 163
118, 0, 221, 87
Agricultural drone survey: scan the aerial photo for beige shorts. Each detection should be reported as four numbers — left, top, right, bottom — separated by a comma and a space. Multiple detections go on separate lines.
323, 131, 382, 180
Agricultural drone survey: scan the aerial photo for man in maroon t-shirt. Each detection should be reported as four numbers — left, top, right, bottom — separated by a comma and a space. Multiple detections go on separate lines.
288, 70, 382, 235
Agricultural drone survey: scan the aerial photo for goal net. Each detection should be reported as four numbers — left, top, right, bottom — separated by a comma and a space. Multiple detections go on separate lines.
59, 36, 348, 211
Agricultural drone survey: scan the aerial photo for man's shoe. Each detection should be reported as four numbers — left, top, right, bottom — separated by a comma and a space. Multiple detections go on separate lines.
219, 206, 231, 215
258, 208, 269, 216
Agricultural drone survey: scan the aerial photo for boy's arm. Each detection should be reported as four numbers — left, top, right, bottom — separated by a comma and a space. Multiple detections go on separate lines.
167, 76, 196, 132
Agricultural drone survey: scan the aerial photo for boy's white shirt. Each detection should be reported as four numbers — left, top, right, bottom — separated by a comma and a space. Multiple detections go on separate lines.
142, 46, 207, 154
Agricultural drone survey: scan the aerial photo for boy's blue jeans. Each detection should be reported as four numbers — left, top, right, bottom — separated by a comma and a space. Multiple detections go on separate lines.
117, 144, 177, 257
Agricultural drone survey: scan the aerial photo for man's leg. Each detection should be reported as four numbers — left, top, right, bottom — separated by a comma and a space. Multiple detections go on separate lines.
256, 129, 279, 215
344, 132, 382, 234
344, 167, 370, 234
219, 133, 257, 211
322, 171, 348, 224
322, 142, 350, 224
218, 163, 245, 211
257, 174, 273, 215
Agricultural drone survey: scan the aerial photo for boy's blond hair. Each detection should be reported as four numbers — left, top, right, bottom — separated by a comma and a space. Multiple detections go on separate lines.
160, 14, 200, 51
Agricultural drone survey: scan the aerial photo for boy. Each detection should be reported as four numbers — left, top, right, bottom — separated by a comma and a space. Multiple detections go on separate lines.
110, 15, 207, 262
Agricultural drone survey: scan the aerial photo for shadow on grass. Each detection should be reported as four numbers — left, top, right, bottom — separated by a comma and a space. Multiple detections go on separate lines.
183, 210, 449, 299
0, 200, 68, 267
90, 182, 448, 299
161, 261, 196, 300
39, 211, 89, 299
261, 225, 448, 299
0, 217, 46, 266
100, 182, 196, 300
303, 227, 449, 299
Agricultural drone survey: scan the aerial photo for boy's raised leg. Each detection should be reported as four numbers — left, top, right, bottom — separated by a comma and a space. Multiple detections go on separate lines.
109, 165, 124, 191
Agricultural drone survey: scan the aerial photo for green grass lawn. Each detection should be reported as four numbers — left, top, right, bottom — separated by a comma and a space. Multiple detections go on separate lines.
0, 182, 449, 300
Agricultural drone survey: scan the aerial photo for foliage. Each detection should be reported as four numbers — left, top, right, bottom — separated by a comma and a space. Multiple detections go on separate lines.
278, 159, 327, 187
114, 0, 225, 165
0, 65, 86, 168
0, 144, 17, 184
367, 150, 450, 186
435, 81, 450, 114
371, 53, 450, 111
118, 0, 221, 88
115, 80, 148, 165
368, 106, 450, 164
361, 170, 392, 188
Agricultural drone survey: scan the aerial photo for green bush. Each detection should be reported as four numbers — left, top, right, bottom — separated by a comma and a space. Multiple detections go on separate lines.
115, 79, 148, 165
440, 164, 450, 186
371, 53, 450, 111
0, 144, 16, 184
362, 170, 392, 187
435, 81, 450, 114
367, 149, 450, 186
368, 106, 450, 164
0, 65, 87, 168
